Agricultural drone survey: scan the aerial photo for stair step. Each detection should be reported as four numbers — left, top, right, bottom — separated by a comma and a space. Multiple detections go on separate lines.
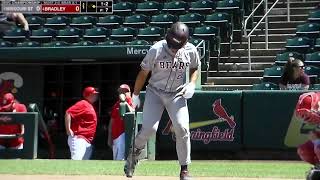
207, 76, 263, 85
226, 41, 286, 49
202, 84, 253, 91
253, 21, 305, 29
216, 56, 276, 63
243, 34, 295, 42
218, 62, 273, 71
254, 1, 319, 8
270, 7, 316, 15
249, 14, 308, 22
230, 49, 284, 56
250, 28, 297, 35
208, 70, 263, 77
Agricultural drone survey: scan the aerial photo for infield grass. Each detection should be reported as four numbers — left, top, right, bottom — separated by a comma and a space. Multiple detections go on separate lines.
0, 160, 310, 178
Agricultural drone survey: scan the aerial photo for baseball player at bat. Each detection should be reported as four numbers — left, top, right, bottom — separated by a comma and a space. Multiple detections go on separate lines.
124, 22, 200, 180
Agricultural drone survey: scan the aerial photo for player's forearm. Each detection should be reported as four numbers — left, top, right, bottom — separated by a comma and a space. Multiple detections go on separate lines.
15, 13, 29, 30
189, 68, 199, 84
20, 124, 24, 135
64, 113, 72, 131
133, 69, 149, 95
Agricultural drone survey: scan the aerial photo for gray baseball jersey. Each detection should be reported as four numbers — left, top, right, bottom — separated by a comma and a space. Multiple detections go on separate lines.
140, 40, 201, 92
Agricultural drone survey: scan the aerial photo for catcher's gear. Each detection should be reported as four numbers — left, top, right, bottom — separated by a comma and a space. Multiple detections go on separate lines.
295, 92, 320, 125
132, 94, 140, 108
307, 167, 320, 180
166, 22, 189, 49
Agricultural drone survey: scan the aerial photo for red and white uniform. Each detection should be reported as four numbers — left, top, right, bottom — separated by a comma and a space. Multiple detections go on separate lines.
0, 102, 26, 149
111, 97, 133, 160
66, 99, 97, 160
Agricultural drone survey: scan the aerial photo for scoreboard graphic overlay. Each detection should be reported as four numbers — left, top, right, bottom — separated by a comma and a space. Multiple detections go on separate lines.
0, 0, 113, 14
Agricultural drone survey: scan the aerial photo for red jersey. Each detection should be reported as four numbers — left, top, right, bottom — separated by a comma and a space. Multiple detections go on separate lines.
111, 97, 133, 140
66, 100, 97, 143
0, 103, 27, 147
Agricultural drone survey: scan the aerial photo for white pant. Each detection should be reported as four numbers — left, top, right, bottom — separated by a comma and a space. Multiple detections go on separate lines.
112, 133, 126, 160
0, 143, 23, 150
67, 136, 92, 160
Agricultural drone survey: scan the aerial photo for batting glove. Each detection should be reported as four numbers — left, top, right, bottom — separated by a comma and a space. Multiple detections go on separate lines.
182, 83, 196, 99
132, 94, 140, 109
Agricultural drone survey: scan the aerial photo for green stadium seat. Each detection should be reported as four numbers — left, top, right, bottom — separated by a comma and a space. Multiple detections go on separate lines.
110, 27, 136, 42
25, 16, 45, 30
98, 40, 122, 46
162, 1, 189, 15
16, 41, 40, 47
44, 16, 69, 30
216, 0, 243, 29
42, 41, 70, 47
126, 40, 150, 45
296, 23, 320, 39
72, 41, 96, 46
137, 26, 164, 42
30, 28, 56, 43
136, 1, 162, 15
188, 38, 204, 46
304, 65, 320, 84
123, 14, 149, 28
193, 25, 219, 40
252, 82, 279, 90
83, 27, 109, 42
3, 28, 27, 42
179, 13, 204, 28
310, 84, 320, 90
205, 12, 232, 42
305, 52, 320, 65
150, 13, 177, 28
56, 27, 82, 43
263, 66, 283, 83
285, 36, 313, 54
275, 51, 304, 65
113, 2, 135, 16
189, 0, 216, 14
0, 40, 14, 47
70, 16, 96, 29
96, 15, 123, 28
315, 38, 320, 51
308, 10, 320, 23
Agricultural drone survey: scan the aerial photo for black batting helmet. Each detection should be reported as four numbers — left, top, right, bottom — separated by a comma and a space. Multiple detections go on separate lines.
166, 22, 189, 49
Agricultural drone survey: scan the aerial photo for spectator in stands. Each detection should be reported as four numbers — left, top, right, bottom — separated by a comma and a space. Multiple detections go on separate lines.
65, 87, 99, 160
0, 13, 29, 32
279, 58, 310, 90
0, 93, 26, 150
108, 84, 134, 160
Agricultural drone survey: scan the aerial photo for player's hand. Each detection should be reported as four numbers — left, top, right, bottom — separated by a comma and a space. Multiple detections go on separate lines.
66, 129, 74, 137
132, 94, 140, 109
179, 83, 196, 99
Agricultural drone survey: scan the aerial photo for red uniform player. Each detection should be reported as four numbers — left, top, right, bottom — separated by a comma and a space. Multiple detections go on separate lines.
0, 93, 27, 150
65, 87, 98, 160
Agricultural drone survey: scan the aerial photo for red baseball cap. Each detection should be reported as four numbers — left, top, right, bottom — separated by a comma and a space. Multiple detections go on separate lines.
1, 93, 15, 110
118, 84, 130, 92
83, 86, 99, 98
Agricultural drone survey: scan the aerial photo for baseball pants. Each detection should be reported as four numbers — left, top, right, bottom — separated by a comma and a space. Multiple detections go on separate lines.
68, 135, 92, 160
135, 85, 191, 165
112, 132, 126, 160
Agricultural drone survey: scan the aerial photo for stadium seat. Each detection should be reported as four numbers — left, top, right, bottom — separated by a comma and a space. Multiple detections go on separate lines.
308, 10, 320, 23
310, 84, 320, 90
30, 28, 56, 43
110, 27, 136, 42
25, 16, 45, 30
304, 66, 320, 84
252, 82, 279, 90
42, 41, 70, 47
162, 1, 189, 15
305, 52, 320, 65
204, 12, 232, 42
72, 41, 96, 46
3, 28, 28, 42
98, 40, 122, 46
16, 41, 40, 47
126, 40, 150, 45
263, 66, 284, 83
296, 23, 320, 39
193, 25, 219, 41
83, 27, 109, 42
216, 0, 243, 29
189, 0, 216, 14
315, 38, 320, 51
137, 26, 164, 42
136, 1, 162, 15
285, 36, 313, 54
0, 40, 14, 47
113, 2, 135, 16
44, 16, 69, 30
123, 14, 149, 28
56, 27, 82, 43
150, 13, 177, 28
70, 16, 96, 29
188, 38, 205, 46
275, 51, 304, 65
96, 15, 123, 28
179, 13, 204, 28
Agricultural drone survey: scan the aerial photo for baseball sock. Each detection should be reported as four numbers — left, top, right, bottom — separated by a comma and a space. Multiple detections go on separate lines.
181, 165, 188, 171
